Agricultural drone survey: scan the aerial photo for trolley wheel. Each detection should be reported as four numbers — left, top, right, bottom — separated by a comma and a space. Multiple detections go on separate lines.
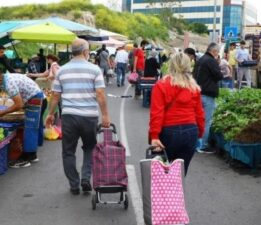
92, 194, 97, 210
124, 194, 128, 210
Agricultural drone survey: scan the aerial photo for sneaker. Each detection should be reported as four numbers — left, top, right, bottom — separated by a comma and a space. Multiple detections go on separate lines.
70, 188, 80, 195
28, 156, 39, 163
9, 159, 31, 168
81, 180, 92, 193
197, 147, 216, 154
24, 153, 39, 163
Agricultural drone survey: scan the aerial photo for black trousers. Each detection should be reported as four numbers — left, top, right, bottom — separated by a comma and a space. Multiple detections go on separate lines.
61, 114, 98, 189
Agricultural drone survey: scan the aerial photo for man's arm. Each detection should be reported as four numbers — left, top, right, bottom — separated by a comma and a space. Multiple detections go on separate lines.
133, 56, 138, 72
209, 60, 223, 82
45, 92, 61, 127
96, 88, 110, 128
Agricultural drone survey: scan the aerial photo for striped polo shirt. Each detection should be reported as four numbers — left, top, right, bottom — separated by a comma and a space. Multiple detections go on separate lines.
52, 58, 105, 117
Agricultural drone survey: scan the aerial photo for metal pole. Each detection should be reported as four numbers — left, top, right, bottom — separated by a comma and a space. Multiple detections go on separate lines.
242, 0, 245, 39
213, 0, 217, 42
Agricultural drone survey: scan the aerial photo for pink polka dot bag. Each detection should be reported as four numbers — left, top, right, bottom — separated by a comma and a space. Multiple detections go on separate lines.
140, 158, 189, 225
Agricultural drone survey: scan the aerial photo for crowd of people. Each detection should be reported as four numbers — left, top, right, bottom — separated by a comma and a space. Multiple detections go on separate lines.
0, 36, 256, 193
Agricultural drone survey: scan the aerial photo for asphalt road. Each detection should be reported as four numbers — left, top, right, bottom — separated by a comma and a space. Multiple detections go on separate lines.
0, 78, 261, 225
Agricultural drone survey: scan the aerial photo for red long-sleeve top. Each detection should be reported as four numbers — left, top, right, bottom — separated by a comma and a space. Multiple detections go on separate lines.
149, 77, 205, 139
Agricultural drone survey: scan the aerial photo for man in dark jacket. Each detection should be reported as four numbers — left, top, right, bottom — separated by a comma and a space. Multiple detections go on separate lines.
193, 42, 223, 153
0, 45, 15, 73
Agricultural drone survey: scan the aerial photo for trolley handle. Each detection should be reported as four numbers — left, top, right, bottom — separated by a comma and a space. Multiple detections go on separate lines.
97, 123, 117, 134
146, 146, 168, 161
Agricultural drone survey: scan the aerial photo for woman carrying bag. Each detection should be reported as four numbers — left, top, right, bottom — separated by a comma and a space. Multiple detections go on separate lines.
149, 52, 205, 175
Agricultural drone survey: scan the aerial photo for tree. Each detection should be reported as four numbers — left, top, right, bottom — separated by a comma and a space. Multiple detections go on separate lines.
189, 23, 208, 34
146, 0, 181, 25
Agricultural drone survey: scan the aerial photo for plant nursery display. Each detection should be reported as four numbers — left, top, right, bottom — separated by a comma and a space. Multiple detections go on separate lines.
212, 88, 261, 143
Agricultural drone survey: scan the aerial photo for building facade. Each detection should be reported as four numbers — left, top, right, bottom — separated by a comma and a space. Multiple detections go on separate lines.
123, 0, 257, 37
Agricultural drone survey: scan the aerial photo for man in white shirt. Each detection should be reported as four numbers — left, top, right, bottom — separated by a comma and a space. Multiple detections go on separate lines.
236, 40, 252, 89
115, 45, 129, 87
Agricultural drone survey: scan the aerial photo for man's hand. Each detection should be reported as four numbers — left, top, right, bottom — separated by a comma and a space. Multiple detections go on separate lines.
45, 114, 55, 128
101, 115, 110, 128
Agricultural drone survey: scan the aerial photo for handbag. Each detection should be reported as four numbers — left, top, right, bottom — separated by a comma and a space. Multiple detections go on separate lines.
140, 158, 189, 225
127, 72, 139, 84
238, 60, 257, 67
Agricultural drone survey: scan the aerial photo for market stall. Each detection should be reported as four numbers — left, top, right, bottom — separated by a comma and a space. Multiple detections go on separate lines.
211, 88, 261, 169
0, 104, 24, 175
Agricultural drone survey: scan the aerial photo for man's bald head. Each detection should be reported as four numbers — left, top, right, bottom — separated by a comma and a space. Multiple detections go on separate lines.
71, 38, 89, 57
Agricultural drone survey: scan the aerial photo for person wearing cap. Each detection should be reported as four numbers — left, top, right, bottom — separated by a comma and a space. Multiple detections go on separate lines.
0, 45, 15, 73
115, 45, 128, 87
236, 40, 252, 88
45, 38, 110, 195
0, 69, 44, 168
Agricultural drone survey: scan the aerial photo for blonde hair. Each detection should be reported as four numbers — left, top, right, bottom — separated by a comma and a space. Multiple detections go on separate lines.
163, 52, 200, 92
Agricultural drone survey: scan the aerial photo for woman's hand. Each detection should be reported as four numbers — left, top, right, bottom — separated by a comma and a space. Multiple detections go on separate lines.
151, 139, 165, 152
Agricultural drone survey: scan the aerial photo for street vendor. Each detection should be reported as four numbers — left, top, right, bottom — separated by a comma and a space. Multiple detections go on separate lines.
0, 70, 44, 168
27, 54, 60, 81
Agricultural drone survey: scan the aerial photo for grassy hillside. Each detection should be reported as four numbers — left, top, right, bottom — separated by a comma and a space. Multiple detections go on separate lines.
0, 0, 208, 41
0, 0, 168, 41
0, 0, 209, 59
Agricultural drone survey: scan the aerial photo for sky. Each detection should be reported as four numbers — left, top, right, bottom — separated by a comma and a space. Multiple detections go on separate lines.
0, 0, 260, 22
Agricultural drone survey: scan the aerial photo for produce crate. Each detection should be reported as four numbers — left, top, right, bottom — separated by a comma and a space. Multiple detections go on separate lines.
224, 142, 261, 169
214, 133, 228, 151
0, 144, 9, 175
0, 131, 16, 175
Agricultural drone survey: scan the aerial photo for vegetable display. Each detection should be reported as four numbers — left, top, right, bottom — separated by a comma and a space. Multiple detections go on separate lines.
212, 88, 261, 143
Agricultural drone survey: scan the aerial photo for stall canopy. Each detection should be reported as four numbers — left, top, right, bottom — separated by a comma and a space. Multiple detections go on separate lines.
0, 20, 37, 46
9, 22, 76, 44
98, 29, 128, 42
88, 37, 125, 48
79, 34, 109, 42
42, 17, 98, 35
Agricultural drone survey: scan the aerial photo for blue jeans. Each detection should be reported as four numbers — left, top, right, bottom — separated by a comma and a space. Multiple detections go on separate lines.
159, 124, 198, 175
116, 62, 127, 86
219, 78, 233, 89
199, 95, 216, 149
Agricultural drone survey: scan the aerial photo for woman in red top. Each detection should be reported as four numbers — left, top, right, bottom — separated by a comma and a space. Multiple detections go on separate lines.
149, 52, 205, 175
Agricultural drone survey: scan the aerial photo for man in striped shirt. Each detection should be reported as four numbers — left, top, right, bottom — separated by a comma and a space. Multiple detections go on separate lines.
45, 38, 110, 195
